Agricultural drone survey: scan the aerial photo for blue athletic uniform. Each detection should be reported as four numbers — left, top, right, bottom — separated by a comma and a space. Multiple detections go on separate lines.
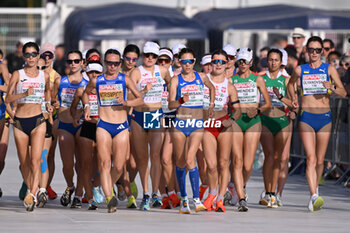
57, 75, 89, 135
299, 63, 332, 132
95, 73, 129, 138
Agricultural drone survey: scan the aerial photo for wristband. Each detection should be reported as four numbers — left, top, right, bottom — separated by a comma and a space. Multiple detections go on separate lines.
231, 100, 240, 105
209, 102, 215, 107
256, 108, 261, 115
84, 104, 90, 110
179, 97, 185, 105
278, 94, 284, 100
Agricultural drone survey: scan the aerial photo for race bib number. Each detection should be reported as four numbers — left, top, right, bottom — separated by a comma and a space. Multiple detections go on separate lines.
89, 94, 99, 117
181, 84, 204, 107
99, 84, 123, 106
302, 74, 328, 95
234, 82, 258, 103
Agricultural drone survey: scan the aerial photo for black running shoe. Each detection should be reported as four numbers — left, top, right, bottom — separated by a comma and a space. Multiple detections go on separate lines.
106, 196, 118, 213
71, 197, 82, 208
60, 187, 75, 207
238, 199, 248, 212
37, 190, 48, 208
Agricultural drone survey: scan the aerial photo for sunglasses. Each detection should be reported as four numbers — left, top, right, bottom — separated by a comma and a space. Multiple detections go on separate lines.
228, 55, 236, 61
158, 58, 171, 64
144, 53, 158, 59
237, 59, 250, 65
307, 48, 322, 54
87, 55, 101, 63
124, 56, 138, 62
323, 47, 331, 52
212, 59, 227, 65
67, 59, 81, 64
24, 52, 39, 58
40, 53, 54, 60
37, 65, 47, 70
179, 59, 196, 65
105, 60, 121, 66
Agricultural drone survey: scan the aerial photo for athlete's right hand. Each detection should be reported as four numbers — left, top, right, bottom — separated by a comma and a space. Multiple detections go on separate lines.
52, 100, 60, 109
26, 87, 34, 96
247, 107, 258, 118
182, 93, 189, 103
84, 107, 91, 121
292, 98, 299, 109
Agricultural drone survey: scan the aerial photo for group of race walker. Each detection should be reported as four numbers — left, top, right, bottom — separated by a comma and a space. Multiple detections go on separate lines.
0, 35, 345, 214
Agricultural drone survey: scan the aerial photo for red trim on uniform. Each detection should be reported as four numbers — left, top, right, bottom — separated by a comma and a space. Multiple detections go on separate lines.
204, 115, 230, 138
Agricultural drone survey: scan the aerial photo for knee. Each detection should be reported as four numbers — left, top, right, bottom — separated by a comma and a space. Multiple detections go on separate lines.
206, 161, 218, 174
150, 153, 161, 163
233, 156, 243, 169
185, 159, 196, 169
219, 160, 229, 171
307, 157, 317, 168
162, 156, 173, 168
100, 159, 111, 171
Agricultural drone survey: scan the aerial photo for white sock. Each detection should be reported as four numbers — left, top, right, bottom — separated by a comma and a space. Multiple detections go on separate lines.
311, 193, 318, 201
39, 188, 46, 193
168, 190, 176, 196
161, 193, 168, 199
209, 189, 217, 196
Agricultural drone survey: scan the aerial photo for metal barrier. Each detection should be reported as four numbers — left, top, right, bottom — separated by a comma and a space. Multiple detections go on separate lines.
289, 96, 350, 185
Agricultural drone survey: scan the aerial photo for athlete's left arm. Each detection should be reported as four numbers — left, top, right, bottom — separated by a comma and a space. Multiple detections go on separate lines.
161, 66, 172, 85
0, 64, 10, 86
201, 73, 215, 117
325, 66, 346, 98
124, 75, 144, 107
273, 77, 292, 108
44, 72, 53, 113
228, 82, 241, 120
257, 76, 271, 112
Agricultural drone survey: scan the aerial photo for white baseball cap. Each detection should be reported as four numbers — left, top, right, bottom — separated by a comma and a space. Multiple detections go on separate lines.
82, 49, 88, 60
223, 44, 237, 56
279, 48, 288, 66
292, 27, 305, 38
201, 54, 211, 65
236, 48, 253, 62
159, 49, 173, 60
143, 41, 160, 56
86, 63, 103, 73
172, 43, 186, 55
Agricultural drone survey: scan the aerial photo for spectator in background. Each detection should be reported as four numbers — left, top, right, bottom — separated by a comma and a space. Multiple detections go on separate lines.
53, 44, 66, 76
257, 46, 269, 73
5, 41, 25, 73
291, 27, 307, 65
339, 56, 350, 82
200, 54, 212, 74
327, 51, 341, 69
322, 39, 335, 62
274, 37, 288, 49
284, 45, 298, 76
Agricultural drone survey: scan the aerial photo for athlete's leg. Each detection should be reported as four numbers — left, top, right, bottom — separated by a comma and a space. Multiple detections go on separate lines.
58, 129, 76, 188
243, 123, 261, 184
149, 129, 164, 194
203, 131, 218, 192
315, 124, 332, 188
217, 129, 232, 197
277, 123, 292, 196
48, 119, 58, 186
231, 123, 244, 199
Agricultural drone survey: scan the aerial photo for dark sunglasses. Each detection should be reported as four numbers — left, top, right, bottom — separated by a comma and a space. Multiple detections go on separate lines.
323, 47, 331, 52
144, 53, 158, 59
40, 53, 54, 60
158, 58, 171, 64
228, 55, 236, 61
24, 52, 39, 58
307, 48, 322, 54
124, 56, 138, 62
212, 59, 227, 65
87, 55, 101, 63
105, 60, 121, 66
180, 59, 195, 65
37, 65, 47, 70
237, 59, 250, 65
67, 59, 81, 64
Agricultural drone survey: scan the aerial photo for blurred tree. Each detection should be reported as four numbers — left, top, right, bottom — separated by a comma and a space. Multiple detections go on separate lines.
0, 0, 42, 7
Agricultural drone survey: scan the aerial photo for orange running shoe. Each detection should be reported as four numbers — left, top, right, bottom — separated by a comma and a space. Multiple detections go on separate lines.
161, 196, 171, 209
199, 185, 208, 201
216, 200, 226, 212
47, 186, 57, 200
203, 193, 216, 211
169, 193, 181, 208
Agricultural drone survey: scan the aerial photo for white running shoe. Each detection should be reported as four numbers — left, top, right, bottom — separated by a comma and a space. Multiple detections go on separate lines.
268, 195, 278, 208
179, 197, 191, 214
193, 198, 207, 212
259, 194, 270, 206
276, 194, 283, 207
